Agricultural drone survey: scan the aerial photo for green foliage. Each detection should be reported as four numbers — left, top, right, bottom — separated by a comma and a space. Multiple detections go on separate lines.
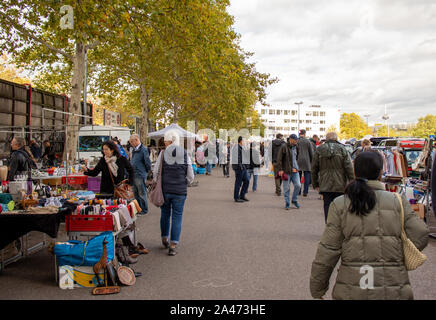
408, 114, 436, 138
340, 113, 367, 140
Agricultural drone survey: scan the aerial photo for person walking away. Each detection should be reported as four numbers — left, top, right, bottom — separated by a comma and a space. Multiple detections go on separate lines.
29, 140, 42, 160
7, 137, 34, 181
232, 136, 250, 202
222, 142, 230, 178
312, 132, 354, 222
297, 129, 314, 197
129, 134, 152, 215
276, 134, 301, 209
42, 140, 56, 166
203, 139, 215, 176
310, 151, 429, 300
153, 135, 194, 256
248, 141, 261, 192
272, 133, 285, 196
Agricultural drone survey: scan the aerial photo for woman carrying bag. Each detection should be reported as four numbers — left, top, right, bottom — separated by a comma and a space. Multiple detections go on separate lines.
310, 151, 429, 300
152, 136, 194, 256
82, 140, 134, 195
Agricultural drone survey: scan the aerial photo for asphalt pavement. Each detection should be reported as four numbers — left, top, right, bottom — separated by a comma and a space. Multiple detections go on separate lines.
1, 167, 435, 300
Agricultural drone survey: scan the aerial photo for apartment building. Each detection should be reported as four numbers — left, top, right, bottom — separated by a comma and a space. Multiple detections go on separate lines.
256, 104, 341, 140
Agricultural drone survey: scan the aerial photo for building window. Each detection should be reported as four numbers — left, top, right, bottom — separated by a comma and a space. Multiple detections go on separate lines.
284, 127, 290, 131
269, 110, 275, 115
291, 127, 296, 130
261, 109, 266, 115
292, 110, 297, 116
276, 110, 282, 115
306, 120, 311, 124
306, 112, 312, 117
320, 120, 326, 124
284, 110, 290, 116
320, 127, 325, 131
291, 119, 297, 123
313, 111, 319, 117
320, 112, 326, 117
284, 119, 290, 123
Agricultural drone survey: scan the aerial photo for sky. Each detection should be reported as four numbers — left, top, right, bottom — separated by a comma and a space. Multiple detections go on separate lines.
228, 0, 436, 125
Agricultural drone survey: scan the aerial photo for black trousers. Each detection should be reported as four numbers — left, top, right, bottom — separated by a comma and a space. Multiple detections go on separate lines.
322, 192, 343, 223
223, 163, 230, 176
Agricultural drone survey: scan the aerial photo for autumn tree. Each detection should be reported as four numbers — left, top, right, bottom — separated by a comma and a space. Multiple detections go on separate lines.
408, 115, 436, 138
340, 113, 367, 140
0, 0, 125, 162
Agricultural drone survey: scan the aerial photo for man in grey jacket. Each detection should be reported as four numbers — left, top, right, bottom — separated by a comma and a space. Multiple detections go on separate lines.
297, 129, 314, 197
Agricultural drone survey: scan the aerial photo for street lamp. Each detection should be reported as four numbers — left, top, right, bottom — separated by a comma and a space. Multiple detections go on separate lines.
294, 101, 303, 132
364, 114, 370, 135
382, 106, 390, 137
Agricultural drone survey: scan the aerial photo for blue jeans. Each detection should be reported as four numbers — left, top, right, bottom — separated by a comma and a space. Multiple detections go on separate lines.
206, 162, 212, 174
283, 172, 301, 207
247, 168, 258, 191
160, 193, 187, 244
299, 171, 312, 195
133, 177, 148, 214
234, 169, 249, 200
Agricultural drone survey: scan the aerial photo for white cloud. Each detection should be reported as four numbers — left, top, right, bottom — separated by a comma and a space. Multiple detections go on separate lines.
228, 0, 436, 124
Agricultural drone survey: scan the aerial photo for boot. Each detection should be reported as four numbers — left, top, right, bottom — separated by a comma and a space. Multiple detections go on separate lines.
116, 244, 138, 264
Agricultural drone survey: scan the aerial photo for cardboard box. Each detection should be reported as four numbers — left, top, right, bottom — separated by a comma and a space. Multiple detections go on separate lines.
58, 265, 106, 289
411, 204, 425, 220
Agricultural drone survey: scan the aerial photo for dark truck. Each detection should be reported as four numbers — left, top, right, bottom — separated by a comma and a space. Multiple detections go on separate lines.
0, 78, 93, 161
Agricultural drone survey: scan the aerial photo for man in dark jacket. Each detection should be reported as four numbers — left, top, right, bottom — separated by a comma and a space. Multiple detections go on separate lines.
42, 140, 56, 166
312, 131, 354, 222
7, 137, 33, 181
272, 133, 285, 196
129, 134, 152, 214
297, 129, 314, 197
232, 136, 250, 202
29, 140, 42, 159
276, 134, 301, 209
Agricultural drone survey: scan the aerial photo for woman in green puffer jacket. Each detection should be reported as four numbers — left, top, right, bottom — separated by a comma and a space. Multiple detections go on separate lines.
310, 151, 429, 300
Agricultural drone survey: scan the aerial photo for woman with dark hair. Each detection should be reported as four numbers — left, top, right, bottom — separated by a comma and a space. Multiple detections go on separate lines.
310, 151, 429, 300
82, 140, 134, 195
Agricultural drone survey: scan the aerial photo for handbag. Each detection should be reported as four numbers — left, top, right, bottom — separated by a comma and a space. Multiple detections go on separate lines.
107, 162, 134, 200
148, 152, 165, 207
394, 193, 427, 271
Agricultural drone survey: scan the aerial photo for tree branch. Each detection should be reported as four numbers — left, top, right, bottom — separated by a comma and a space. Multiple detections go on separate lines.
0, 12, 73, 60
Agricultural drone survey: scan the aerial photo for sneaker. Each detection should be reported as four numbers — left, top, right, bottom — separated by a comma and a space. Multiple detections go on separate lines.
168, 247, 177, 256
292, 201, 300, 209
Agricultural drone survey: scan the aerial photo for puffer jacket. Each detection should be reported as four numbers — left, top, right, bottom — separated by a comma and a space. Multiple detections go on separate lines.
310, 180, 429, 300
311, 140, 354, 193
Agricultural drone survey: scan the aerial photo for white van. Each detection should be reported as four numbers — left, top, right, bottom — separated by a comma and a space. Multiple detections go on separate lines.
77, 125, 132, 163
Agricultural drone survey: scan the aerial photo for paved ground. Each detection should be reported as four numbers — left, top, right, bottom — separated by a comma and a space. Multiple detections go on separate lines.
1, 167, 436, 300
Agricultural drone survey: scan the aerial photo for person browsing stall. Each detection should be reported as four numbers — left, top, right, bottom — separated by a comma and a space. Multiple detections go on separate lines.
82, 140, 134, 195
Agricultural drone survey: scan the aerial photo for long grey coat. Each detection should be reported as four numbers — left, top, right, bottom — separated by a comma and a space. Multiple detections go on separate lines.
310, 180, 429, 300
297, 137, 314, 172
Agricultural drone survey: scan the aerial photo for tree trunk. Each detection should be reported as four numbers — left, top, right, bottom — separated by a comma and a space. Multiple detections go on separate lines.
64, 42, 85, 163
139, 83, 149, 143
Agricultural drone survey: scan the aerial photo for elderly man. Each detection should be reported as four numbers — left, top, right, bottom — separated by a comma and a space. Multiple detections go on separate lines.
311, 132, 354, 222
129, 134, 152, 215
8, 137, 33, 181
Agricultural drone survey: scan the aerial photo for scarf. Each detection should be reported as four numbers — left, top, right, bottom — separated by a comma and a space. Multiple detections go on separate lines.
105, 156, 118, 177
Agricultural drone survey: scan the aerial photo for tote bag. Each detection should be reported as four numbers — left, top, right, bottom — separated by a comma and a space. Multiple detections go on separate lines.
148, 152, 164, 207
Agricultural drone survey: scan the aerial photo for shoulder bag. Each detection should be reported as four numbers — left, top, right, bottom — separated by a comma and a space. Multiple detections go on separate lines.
147, 151, 165, 207
107, 161, 134, 200
394, 193, 427, 270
